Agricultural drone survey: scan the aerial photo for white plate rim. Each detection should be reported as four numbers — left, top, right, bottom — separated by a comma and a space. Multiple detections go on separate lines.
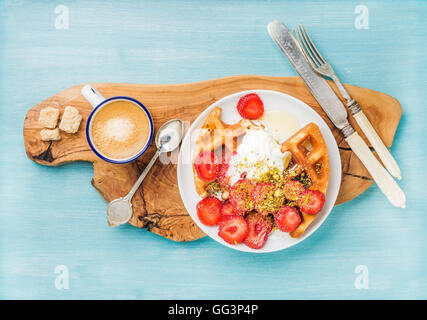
177, 89, 341, 253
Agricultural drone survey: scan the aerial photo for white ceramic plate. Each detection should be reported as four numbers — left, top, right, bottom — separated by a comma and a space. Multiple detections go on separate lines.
177, 90, 341, 253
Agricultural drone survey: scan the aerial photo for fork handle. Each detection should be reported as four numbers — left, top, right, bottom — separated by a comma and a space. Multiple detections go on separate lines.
340, 88, 401, 180
353, 110, 402, 180
345, 132, 405, 208
331, 74, 352, 101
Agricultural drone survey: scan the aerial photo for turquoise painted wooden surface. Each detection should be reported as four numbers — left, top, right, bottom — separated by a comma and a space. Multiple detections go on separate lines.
0, 0, 426, 299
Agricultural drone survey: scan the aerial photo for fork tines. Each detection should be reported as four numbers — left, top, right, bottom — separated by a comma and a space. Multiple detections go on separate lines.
294, 24, 326, 68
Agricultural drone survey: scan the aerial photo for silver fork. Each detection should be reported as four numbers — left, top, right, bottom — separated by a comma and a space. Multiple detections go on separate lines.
294, 24, 401, 180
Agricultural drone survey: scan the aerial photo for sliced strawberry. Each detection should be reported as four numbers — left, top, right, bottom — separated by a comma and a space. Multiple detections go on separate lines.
236, 93, 264, 120
196, 197, 222, 226
229, 179, 256, 214
217, 151, 236, 189
298, 189, 325, 215
283, 180, 305, 201
194, 151, 220, 181
220, 200, 239, 217
251, 182, 283, 215
218, 215, 248, 245
275, 206, 302, 232
244, 212, 273, 249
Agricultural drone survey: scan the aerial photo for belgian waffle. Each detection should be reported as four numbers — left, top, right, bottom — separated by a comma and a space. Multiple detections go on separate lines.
281, 122, 330, 238
193, 107, 262, 197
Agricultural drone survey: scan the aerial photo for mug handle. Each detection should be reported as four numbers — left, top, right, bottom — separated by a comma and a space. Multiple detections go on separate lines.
81, 84, 105, 108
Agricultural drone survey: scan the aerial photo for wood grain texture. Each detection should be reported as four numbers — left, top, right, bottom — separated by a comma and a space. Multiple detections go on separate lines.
23, 75, 401, 241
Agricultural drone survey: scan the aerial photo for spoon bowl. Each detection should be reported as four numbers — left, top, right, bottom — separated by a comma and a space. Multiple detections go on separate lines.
107, 197, 133, 225
155, 119, 184, 152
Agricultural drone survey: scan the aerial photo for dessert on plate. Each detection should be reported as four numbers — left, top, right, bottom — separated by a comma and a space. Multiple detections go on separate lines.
192, 93, 330, 249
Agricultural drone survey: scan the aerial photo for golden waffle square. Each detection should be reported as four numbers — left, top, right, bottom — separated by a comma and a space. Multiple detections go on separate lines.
281, 122, 330, 238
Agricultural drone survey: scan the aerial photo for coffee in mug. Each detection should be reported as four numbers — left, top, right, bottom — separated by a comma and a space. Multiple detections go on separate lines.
82, 84, 154, 164
91, 100, 150, 160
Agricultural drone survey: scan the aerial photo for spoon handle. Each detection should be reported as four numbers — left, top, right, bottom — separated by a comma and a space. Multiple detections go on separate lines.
124, 149, 161, 202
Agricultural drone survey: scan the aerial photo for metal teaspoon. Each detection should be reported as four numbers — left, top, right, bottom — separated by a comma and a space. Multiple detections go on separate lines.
107, 119, 184, 225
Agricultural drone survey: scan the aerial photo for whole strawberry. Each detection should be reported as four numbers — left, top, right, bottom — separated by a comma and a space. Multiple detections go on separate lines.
236, 93, 264, 120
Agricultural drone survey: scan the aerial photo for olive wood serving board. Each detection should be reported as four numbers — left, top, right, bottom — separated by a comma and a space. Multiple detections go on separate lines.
23, 75, 402, 242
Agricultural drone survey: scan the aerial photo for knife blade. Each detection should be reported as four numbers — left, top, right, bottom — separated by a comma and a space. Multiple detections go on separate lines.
268, 20, 406, 208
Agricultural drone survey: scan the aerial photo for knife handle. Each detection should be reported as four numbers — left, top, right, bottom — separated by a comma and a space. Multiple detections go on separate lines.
345, 132, 406, 208
353, 111, 401, 180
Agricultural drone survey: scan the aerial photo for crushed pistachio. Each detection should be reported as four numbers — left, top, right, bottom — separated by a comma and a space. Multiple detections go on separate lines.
300, 192, 312, 205
274, 189, 283, 198
295, 171, 312, 189
258, 166, 287, 188
283, 169, 299, 181
315, 162, 322, 174
255, 185, 284, 214
206, 180, 221, 195
286, 200, 298, 207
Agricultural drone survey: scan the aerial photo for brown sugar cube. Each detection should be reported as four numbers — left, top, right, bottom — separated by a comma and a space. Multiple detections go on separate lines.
59, 106, 82, 134
39, 107, 60, 128
40, 128, 61, 141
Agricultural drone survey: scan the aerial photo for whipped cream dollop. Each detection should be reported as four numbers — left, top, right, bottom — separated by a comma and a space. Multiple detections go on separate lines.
227, 130, 285, 185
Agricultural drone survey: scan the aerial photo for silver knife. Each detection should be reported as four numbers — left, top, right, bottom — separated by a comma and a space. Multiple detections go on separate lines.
268, 20, 406, 208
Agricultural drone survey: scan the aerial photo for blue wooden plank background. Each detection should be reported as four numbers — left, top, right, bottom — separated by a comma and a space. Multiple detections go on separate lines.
0, 0, 425, 299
